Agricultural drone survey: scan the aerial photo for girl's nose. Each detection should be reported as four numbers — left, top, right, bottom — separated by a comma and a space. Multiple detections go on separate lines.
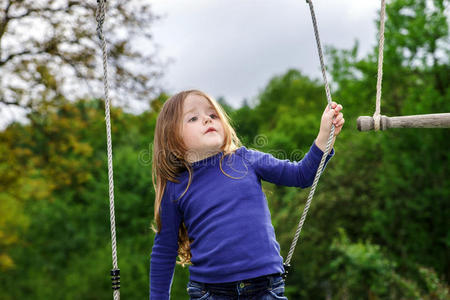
203, 115, 212, 124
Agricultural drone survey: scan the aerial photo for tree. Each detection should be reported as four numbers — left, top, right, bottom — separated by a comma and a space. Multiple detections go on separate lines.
0, 97, 159, 299
0, 0, 163, 114
327, 0, 450, 284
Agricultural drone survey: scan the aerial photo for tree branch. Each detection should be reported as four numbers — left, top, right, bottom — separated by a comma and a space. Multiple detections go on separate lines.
0, 0, 13, 41
8, 7, 71, 20
0, 49, 47, 66
0, 97, 30, 109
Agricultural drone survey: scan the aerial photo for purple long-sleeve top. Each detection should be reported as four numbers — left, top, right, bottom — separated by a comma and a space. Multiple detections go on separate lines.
150, 141, 334, 299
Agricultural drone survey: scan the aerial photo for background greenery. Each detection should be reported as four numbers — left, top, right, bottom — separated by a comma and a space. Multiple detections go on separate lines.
1, 0, 449, 299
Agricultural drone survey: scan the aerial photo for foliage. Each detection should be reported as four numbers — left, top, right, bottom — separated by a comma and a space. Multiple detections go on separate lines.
328, 229, 449, 299
0, 0, 163, 111
0, 99, 156, 299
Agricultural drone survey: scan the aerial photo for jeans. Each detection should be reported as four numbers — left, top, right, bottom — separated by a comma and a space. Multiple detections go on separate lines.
186, 274, 288, 300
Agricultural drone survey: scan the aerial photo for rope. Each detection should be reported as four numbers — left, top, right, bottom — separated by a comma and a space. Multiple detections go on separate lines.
374, 0, 386, 131
284, 0, 336, 271
95, 1, 120, 299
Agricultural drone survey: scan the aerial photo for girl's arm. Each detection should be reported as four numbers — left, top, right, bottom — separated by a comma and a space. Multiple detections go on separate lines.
241, 142, 334, 188
150, 184, 182, 300
240, 101, 344, 188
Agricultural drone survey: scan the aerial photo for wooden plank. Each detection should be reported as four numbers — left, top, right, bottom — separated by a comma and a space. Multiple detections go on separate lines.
357, 113, 450, 131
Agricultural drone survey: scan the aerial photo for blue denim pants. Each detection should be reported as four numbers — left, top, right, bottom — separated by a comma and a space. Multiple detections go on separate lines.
186, 274, 288, 300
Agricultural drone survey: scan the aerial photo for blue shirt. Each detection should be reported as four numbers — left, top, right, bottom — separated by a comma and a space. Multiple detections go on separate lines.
150, 142, 334, 299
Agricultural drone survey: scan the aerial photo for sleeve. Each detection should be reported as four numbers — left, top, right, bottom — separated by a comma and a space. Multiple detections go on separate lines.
240, 140, 334, 188
149, 182, 182, 300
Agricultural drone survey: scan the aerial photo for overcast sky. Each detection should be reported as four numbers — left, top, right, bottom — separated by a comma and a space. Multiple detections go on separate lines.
151, 0, 381, 108
0, 1, 381, 129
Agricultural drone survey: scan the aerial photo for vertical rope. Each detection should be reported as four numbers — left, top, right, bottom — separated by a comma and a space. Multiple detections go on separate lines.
284, 0, 336, 269
374, 0, 386, 131
95, 1, 120, 299
306, 1, 332, 107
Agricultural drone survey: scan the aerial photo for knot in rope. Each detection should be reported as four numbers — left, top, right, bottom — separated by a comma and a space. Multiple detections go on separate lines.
373, 113, 381, 131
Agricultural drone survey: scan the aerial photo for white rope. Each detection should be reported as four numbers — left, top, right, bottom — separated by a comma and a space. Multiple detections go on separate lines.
284, 0, 336, 269
95, 1, 120, 299
374, 0, 386, 131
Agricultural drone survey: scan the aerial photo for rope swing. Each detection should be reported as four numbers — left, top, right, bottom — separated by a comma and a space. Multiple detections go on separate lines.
283, 0, 336, 279
357, 0, 450, 131
95, 0, 121, 299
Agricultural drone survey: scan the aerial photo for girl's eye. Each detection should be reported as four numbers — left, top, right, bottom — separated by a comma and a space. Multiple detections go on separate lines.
210, 114, 218, 119
188, 116, 198, 122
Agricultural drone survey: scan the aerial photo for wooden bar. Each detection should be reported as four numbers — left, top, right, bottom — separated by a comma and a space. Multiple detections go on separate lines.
357, 113, 450, 131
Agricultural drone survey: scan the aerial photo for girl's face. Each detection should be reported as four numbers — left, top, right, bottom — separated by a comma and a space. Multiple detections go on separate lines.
181, 94, 225, 163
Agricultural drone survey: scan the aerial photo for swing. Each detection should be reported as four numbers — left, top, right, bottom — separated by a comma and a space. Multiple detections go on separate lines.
357, 0, 450, 131
94, 1, 337, 298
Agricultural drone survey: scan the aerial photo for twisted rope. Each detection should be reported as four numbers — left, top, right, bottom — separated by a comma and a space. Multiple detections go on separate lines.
374, 0, 386, 131
284, 0, 336, 270
95, 1, 120, 299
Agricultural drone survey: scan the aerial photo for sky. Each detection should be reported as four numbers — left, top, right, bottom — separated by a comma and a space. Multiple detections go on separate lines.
0, 0, 381, 129
150, 0, 381, 108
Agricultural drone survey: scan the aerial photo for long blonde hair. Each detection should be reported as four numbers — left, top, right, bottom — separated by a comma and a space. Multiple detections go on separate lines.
152, 90, 241, 265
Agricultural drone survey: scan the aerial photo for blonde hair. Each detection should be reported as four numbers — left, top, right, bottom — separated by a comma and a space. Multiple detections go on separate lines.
152, 90, 241, 265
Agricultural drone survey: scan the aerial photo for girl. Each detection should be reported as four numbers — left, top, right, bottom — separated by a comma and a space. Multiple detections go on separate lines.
150, 90, 344, 299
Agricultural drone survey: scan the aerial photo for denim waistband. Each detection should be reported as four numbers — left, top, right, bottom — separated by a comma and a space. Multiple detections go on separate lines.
189, 273, 282, 296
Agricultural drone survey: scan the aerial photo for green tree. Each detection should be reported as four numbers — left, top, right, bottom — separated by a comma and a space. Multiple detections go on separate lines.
0, 0, 162, 111
323, 0, 450, 295
0, 98, 159, 299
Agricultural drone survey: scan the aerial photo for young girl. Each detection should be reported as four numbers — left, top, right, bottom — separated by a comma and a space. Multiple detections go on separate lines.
150, 90, 344, 299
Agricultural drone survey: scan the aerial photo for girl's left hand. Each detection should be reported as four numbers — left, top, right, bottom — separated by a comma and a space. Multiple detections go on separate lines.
320, 101, 344, 137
